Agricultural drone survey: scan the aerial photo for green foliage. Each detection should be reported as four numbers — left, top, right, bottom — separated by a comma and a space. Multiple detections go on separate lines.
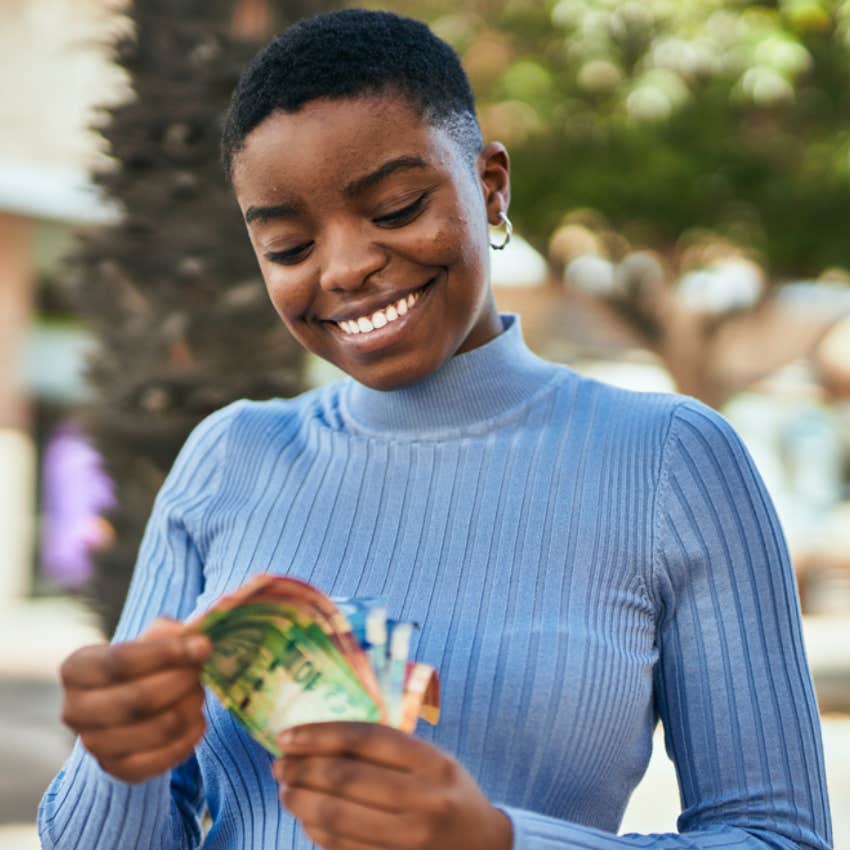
391, 0, 850, 278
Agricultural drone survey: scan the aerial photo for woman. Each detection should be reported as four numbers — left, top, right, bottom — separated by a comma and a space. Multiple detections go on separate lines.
40, 9, 832, 850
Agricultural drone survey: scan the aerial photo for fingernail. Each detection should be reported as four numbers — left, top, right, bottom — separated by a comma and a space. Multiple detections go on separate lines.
277, 729, 295, 747
186, 635, 210, 661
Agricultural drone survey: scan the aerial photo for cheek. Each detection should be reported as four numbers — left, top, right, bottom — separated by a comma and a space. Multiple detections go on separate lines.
262, 266, 314, 321
420, 209, 483, 271
260, 268, 328, 357
436, 219, 487, 288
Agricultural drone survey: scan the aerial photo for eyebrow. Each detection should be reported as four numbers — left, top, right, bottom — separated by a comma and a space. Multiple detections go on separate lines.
244, 155, 429, 225
244, 199, 305, 225
342, 155, 429, 198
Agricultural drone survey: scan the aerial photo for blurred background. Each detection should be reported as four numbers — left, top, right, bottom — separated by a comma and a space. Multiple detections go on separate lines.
1, 0, 849, 846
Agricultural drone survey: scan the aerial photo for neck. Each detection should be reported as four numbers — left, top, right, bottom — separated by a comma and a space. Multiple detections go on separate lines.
339, 314, 561, 437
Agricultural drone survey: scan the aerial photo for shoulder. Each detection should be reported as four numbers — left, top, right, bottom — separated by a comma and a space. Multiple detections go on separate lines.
188, 384, 341, 450
659, 397, 753, 484
647, 394, 759, 524
652, 396, 780, 589
561, 368, 699, 456
163, 389, 339, 504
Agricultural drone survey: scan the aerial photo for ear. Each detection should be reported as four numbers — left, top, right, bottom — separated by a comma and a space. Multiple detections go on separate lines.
477, 142, 511, 226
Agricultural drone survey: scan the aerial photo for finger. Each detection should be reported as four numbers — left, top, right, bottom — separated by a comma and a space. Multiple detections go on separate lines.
96, 717, 206, 784
79, 686, 206, 759
280, 755, 421, 812
305, 825, 391, 850
60, 634, 210, 689
281, 785, 404, 848
278, 722, 436, 773
144, 619, 213, 655
63, 667, 202, 730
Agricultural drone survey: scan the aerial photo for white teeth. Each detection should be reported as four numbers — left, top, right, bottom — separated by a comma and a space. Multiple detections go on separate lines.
336, 285, 427, 335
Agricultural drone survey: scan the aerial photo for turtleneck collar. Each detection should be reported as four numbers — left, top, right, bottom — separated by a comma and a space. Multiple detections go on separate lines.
339, 313, 562, 438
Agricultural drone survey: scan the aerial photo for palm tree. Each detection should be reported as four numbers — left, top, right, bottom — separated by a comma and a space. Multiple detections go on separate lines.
73, 0, 340, 634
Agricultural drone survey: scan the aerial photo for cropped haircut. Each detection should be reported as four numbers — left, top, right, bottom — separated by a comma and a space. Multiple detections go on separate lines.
220, 8, 484, 184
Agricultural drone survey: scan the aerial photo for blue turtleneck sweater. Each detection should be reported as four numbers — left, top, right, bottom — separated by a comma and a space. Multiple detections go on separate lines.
39, 314, 832, 850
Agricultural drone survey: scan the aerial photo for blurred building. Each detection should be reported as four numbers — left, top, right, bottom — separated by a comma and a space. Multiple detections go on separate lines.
0, 0, 126, 604
2, 0, 849, 618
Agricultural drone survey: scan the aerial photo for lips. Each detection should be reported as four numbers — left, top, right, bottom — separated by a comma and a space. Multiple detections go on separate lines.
322, 278, 436, 324
326, 275, 437, 353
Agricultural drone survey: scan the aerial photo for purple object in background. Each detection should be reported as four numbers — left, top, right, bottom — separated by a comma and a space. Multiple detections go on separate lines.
40, 421, 117, 590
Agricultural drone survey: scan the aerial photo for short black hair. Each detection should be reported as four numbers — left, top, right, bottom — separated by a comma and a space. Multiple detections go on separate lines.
221, 8, 483, 184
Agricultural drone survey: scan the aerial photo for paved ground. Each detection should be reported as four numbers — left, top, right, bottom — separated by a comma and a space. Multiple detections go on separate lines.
2, 598, 848, 848
0, 597, 101, 847
0, 679, 70, 824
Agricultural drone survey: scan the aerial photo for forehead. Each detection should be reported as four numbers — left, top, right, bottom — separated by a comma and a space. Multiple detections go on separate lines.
231, 93, 459, 200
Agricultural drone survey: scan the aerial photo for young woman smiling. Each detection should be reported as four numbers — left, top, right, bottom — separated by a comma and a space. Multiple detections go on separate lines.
41, 9, 832, 850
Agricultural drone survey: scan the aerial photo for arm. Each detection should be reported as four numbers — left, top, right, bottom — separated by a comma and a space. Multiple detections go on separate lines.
501, 400, 832, 850
38, 403, 240, 850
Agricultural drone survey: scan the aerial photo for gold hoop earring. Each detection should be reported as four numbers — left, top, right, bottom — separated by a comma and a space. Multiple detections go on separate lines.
489, 211, 512, 250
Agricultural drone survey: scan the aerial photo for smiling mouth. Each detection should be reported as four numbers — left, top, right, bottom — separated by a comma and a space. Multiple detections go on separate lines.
328, 278, 435, 336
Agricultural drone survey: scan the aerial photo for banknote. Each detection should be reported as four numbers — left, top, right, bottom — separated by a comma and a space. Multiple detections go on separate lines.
210, 575, 386, 712
196, 601, 381, 755
186, 575, 440, 756
384, 621, 415, 726
399, 661, 440, 732
332, 597, 441, 731
332, 596, 388, 678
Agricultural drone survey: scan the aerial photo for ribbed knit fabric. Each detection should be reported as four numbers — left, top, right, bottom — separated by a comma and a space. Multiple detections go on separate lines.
39, 314, 832, 850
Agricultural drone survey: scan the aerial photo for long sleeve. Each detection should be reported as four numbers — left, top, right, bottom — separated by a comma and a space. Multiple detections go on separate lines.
38, 402, 240, 850
500, 400, 832, 850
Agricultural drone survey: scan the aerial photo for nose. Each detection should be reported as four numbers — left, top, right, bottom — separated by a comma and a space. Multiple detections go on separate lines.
317, 222, 387, 292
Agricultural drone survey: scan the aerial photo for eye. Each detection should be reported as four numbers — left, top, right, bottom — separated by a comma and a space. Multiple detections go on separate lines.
265, 243, 312, 265
374, 192, 429, 227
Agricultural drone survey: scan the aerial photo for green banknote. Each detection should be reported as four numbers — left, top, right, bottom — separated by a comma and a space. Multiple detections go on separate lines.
187, 574, 441, 757
197, 602, 381, 756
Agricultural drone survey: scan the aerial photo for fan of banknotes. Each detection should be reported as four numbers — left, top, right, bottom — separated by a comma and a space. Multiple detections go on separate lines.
185, 574, 440, 756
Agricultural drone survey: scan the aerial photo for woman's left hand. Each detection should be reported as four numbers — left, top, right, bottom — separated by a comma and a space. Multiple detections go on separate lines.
272, 721, 513, 850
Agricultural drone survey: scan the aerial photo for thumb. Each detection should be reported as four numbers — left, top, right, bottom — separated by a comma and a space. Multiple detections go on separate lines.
139, 616, 212, 663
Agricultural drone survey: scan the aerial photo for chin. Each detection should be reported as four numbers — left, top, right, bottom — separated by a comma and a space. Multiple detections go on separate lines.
349, 368, 425, 392
347, 355, 440, 392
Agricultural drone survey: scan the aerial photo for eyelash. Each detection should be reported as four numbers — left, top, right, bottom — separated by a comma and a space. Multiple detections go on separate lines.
375, 192, 429, 226
264, 193, 429, 265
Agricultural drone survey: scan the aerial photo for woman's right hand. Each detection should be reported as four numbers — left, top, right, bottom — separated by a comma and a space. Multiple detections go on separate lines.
59, 617, 212, 783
